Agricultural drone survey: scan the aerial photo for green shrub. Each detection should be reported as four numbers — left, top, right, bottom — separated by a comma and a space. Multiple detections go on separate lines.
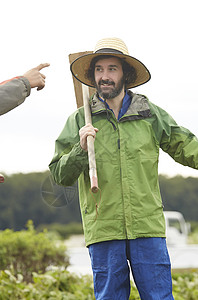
188, 221, 198, 244
0, 268, 197, 299
0, 268, 95, 300
0, 268, 140, 300
0, 220, 69, 282
172, 271, 198, 300
37, 222, 83, 240
189, 221, 198, 233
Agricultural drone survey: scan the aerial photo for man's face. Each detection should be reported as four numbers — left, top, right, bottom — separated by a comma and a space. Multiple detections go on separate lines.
94, 57, 125, 100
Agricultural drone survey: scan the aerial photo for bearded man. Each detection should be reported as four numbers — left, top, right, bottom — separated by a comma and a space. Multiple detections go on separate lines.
49, 38, 198, 299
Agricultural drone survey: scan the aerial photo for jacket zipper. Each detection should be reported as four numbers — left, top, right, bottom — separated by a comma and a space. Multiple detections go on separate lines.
117, 127, 127, 238
118, 138, 120, 149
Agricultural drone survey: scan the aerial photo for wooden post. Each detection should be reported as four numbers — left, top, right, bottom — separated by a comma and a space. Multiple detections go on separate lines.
69, 52, 98, 193
68, 52, 95, 108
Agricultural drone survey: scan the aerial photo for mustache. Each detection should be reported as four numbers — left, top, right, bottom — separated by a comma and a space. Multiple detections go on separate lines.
98, 79, 115, 86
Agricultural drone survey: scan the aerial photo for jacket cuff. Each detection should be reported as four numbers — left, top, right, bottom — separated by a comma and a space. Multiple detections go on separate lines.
20, 77, 31, 97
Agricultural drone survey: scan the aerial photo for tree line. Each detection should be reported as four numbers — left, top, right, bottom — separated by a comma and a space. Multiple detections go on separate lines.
0, 171, 197, 230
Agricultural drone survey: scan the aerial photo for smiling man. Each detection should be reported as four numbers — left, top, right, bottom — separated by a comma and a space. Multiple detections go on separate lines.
94, 57, 125, 97
49, 38, 198, 299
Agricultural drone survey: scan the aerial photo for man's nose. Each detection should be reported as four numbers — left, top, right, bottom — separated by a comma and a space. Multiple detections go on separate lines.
101, 70, 110, 81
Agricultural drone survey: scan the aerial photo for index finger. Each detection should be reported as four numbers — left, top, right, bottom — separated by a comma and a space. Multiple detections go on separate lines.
36, 63, 50, 71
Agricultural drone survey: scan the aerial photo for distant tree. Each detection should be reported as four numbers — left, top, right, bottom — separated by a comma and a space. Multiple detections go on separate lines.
159, 175, 198, 221
0, 171, 81, 230
0, 172, 198, 230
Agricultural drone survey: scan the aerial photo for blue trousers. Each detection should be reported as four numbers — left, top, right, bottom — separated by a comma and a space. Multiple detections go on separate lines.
88, 238, 174, 300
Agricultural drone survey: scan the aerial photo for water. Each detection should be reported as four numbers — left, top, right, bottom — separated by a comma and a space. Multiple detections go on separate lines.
67, 246, 92, 275
65, 235, 92, 275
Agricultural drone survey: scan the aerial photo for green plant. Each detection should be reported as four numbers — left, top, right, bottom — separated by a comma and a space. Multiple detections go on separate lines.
0, 268, 198, 299
0, 268, 95, 300
172, 271, 198, 300
37, 222, 83, 240
0, 220, 69, 282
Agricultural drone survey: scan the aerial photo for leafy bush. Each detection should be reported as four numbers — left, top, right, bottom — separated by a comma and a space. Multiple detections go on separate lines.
0, 268, 140, 300
0, 268, 197, 299
0, 268, 94, 300
172, 271, 198, 300
189, 221, 198, 233
0, 221, 69, 282
37, 222, 83, 240
188, 222, 198, 244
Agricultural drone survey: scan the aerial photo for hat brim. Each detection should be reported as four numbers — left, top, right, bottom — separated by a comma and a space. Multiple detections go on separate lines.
70, 52, 151, 89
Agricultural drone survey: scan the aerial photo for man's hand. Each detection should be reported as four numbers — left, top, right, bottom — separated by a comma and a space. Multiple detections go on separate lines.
23, 63, 50, 91
79, 123, 99, 151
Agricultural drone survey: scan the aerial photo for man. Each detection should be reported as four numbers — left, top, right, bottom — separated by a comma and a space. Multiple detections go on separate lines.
49, 38, 198, 299
0, 63, 50, 116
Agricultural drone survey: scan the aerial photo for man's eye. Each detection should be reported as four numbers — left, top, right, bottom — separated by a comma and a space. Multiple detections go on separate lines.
95, 67, 102, 72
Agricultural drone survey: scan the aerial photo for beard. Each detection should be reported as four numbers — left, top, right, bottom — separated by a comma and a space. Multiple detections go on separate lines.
95, 76, 125, 100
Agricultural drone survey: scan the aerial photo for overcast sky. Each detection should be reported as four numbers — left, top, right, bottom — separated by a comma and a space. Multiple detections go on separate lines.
1, 0, 198, 178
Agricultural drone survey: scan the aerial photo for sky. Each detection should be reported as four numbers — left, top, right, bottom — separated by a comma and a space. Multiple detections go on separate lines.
1, 0, 198, 178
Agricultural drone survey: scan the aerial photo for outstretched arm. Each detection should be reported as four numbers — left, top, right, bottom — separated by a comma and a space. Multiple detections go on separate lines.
0, 63, 50, 115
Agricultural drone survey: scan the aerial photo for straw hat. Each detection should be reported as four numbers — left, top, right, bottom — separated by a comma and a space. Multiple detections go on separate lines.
70, 37, 151, 89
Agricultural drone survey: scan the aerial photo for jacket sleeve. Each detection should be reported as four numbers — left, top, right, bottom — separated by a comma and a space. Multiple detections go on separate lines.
0, 77, 31, 115
153, 104, 198, 169
49, 109, 89, 186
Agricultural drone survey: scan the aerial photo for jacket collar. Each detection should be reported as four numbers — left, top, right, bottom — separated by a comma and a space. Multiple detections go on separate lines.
90, 90, 152, 121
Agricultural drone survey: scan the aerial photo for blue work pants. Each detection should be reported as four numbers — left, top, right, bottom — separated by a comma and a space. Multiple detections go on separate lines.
88, 238, 174, 300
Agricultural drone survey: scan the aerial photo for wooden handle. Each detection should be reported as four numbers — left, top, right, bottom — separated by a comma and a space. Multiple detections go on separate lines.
82, 84, 98, 193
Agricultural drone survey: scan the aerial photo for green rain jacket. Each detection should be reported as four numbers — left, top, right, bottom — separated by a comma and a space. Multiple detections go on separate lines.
49, 91, 198, 246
